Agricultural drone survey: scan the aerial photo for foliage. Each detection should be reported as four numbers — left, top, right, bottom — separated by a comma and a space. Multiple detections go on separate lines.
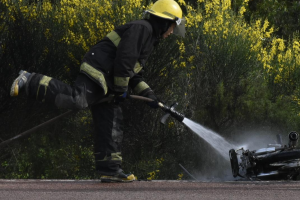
245, 0, 300, 39
262, 37, 300, 97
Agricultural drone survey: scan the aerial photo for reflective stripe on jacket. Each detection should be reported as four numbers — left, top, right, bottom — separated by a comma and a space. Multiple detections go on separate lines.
81, 19, 159, 95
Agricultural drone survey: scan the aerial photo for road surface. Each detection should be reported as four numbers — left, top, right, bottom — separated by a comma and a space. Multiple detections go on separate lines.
1, 179, 299, 200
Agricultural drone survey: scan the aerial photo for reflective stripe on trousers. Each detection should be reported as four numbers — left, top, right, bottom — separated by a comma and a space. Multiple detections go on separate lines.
27, 73, 104, 109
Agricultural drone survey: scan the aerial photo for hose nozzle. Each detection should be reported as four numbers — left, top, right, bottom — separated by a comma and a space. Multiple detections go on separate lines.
159, 102, 185, 124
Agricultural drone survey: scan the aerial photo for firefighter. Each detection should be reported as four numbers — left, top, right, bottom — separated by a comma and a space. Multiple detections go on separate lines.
10, 0, 185, 182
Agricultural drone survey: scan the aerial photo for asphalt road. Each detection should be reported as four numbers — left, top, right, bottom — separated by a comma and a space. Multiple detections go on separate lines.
1, 179, 300, 200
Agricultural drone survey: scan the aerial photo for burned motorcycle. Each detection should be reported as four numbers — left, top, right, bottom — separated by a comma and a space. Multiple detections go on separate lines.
229, 132, 300, 180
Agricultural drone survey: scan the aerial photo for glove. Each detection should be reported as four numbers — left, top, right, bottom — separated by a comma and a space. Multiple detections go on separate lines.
145, 92, 160, 109
114, 91, 128, 104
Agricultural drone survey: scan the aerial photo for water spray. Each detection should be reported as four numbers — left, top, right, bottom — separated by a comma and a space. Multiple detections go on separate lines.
157, 101, 236, 160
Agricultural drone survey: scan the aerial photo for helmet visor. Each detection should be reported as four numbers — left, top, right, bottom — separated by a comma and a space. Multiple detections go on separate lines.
173, 18, 186, 38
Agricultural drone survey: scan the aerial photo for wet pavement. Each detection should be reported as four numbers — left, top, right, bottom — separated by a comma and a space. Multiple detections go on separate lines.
1, 179, 300, 200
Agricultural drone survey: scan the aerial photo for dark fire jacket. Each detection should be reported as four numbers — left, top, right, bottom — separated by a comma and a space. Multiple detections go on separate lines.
80, 19, 159, 96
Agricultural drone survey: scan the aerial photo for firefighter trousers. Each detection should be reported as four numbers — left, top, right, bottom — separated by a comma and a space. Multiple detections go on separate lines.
26, 73, 124, 173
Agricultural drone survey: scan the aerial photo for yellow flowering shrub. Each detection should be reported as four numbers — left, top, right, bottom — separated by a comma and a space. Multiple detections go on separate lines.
165, 0, 300, 105
168, 0, 267, 102
146, 158, 164, 180
1, 0, 146, 67
262, 37, 300, 89
177, 173, 184, 180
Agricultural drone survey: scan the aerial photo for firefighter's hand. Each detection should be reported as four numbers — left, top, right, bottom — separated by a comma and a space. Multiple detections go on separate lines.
146, 93, 160, 109
114, 91, 128, 104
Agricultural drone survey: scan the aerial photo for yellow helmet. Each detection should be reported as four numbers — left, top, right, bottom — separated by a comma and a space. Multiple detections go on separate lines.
146, 0, 182, 21
145, 0, 186, 37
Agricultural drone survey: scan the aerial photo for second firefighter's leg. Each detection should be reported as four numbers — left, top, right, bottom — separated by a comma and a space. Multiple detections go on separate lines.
91, 102, 135, 182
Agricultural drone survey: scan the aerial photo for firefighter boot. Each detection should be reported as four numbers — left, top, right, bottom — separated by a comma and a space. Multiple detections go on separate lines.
10, 70, 31, 97
99, 169, 136, 183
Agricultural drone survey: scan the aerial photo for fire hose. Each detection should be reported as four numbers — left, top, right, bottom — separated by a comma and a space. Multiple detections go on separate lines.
0, 95, 184, 149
